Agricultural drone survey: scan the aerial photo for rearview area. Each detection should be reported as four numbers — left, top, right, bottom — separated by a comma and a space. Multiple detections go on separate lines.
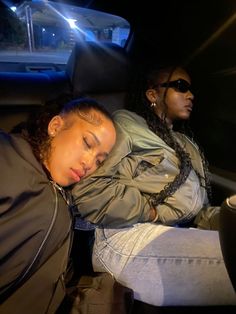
0, 0, 130, 64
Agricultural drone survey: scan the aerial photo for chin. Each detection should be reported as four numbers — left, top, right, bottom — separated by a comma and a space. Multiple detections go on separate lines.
60, 180, 72, 187
181, 113, 191, 120
52, 175, 70, 187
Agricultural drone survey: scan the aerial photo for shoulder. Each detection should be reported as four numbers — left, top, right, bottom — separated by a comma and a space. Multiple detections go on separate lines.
113, 109, 148, 131
113, 109, 146, 124
0, 131, 44, 177
113, 110, 166, 151
175, 131, 200, 150
0, 130, 27, 156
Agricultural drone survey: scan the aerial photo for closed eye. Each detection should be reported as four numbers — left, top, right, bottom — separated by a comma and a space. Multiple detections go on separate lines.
83, 137, 91, 149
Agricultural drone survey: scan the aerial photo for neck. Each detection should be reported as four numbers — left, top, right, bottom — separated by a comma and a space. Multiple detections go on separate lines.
157, 112, 173, 129
154, 107, 173, 128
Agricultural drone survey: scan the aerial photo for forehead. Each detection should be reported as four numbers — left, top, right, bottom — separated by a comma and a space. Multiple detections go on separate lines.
170, 68, 191, 82
68, 112, 114, 139
65, 109, 104, 126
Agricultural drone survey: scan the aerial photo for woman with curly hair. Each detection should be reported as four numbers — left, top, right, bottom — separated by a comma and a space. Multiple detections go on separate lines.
0, 97, 116, 313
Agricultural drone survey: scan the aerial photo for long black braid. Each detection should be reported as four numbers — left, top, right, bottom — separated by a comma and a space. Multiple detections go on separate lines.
178, 120, 213, 202
125, 64, 212, 206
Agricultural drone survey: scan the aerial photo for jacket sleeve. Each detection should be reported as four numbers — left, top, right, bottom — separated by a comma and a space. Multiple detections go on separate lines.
72, 175, 151, 227
72, 114, 152, 228
152, 180, 205, 226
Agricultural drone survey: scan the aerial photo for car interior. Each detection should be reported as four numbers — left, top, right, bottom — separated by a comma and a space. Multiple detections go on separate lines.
0, 0, 236, 313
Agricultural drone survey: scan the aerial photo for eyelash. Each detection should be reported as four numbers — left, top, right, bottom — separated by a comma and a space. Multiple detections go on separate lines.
83, 137, 91, 149
83, 137, 104, 167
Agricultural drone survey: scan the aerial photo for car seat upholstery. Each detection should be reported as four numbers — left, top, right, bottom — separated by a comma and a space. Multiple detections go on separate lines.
66, 41, 131, 113
0, 71, 70, 132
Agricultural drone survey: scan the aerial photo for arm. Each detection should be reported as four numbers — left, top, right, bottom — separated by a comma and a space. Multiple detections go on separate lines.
72, 115, 153, 227
72, 175, 152, 227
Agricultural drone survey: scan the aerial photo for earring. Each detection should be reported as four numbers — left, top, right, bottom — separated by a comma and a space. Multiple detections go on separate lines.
151, 102, 156, 108
50, 131, 55, 137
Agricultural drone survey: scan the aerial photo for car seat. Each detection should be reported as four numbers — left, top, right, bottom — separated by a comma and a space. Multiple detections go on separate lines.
66, 41, 131, 113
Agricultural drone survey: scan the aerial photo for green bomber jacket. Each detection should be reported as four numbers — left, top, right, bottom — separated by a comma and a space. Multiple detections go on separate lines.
72, 109, 208, 228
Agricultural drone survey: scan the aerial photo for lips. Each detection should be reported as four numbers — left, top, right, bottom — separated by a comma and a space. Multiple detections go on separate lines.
185, 103, 193, 112
70, 168, 84, 182
186, 106, 192, 112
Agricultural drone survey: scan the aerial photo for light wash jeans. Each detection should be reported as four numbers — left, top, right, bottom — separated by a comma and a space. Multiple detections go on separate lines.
92, 223, 236, 306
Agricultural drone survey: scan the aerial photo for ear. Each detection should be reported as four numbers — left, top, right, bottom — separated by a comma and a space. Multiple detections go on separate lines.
146, 89, 159, 103
48, 115, 64, 137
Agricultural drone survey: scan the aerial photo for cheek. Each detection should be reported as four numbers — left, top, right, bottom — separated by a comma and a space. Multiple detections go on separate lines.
167, 94, 183, 110
86, 163, 99, 177
49, 141, 72, 173
56, 135, 80, 158
85, 167, 98, 178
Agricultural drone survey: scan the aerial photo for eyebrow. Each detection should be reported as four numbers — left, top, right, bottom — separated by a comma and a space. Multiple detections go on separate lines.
88, 131, 109, 158
88, 131, 100, 145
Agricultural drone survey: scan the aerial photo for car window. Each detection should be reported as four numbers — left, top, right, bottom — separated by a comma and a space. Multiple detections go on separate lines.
0, 0, 130, 65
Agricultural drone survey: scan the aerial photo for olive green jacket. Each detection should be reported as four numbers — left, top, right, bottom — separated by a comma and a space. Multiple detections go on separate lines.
72, 110, 208, 228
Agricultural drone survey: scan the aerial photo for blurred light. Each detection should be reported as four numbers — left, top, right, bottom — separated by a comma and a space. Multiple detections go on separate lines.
66, 18, 77, 29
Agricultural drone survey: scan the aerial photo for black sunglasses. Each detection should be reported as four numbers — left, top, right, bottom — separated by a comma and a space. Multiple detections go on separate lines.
158, 79, 192, 93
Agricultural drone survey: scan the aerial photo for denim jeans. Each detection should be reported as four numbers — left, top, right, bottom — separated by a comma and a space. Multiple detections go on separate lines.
92, 223, 236, 306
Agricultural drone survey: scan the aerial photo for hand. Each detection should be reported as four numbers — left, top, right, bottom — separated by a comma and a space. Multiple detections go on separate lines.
149, 207, 158, 222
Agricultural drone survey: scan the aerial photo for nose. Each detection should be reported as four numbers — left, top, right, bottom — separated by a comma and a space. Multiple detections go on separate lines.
81, 152, 96, 174
187, 90, 194, 100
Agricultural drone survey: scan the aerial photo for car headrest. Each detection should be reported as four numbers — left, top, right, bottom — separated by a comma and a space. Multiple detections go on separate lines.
66, 41, 130, 95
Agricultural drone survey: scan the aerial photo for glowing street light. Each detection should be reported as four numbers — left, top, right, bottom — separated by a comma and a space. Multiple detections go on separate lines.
66, 18, 77, 29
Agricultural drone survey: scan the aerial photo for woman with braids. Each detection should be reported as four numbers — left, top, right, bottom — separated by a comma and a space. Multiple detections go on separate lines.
0, 97, 116, 313
121, 64, 218, 229
72, 66, 236, 306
